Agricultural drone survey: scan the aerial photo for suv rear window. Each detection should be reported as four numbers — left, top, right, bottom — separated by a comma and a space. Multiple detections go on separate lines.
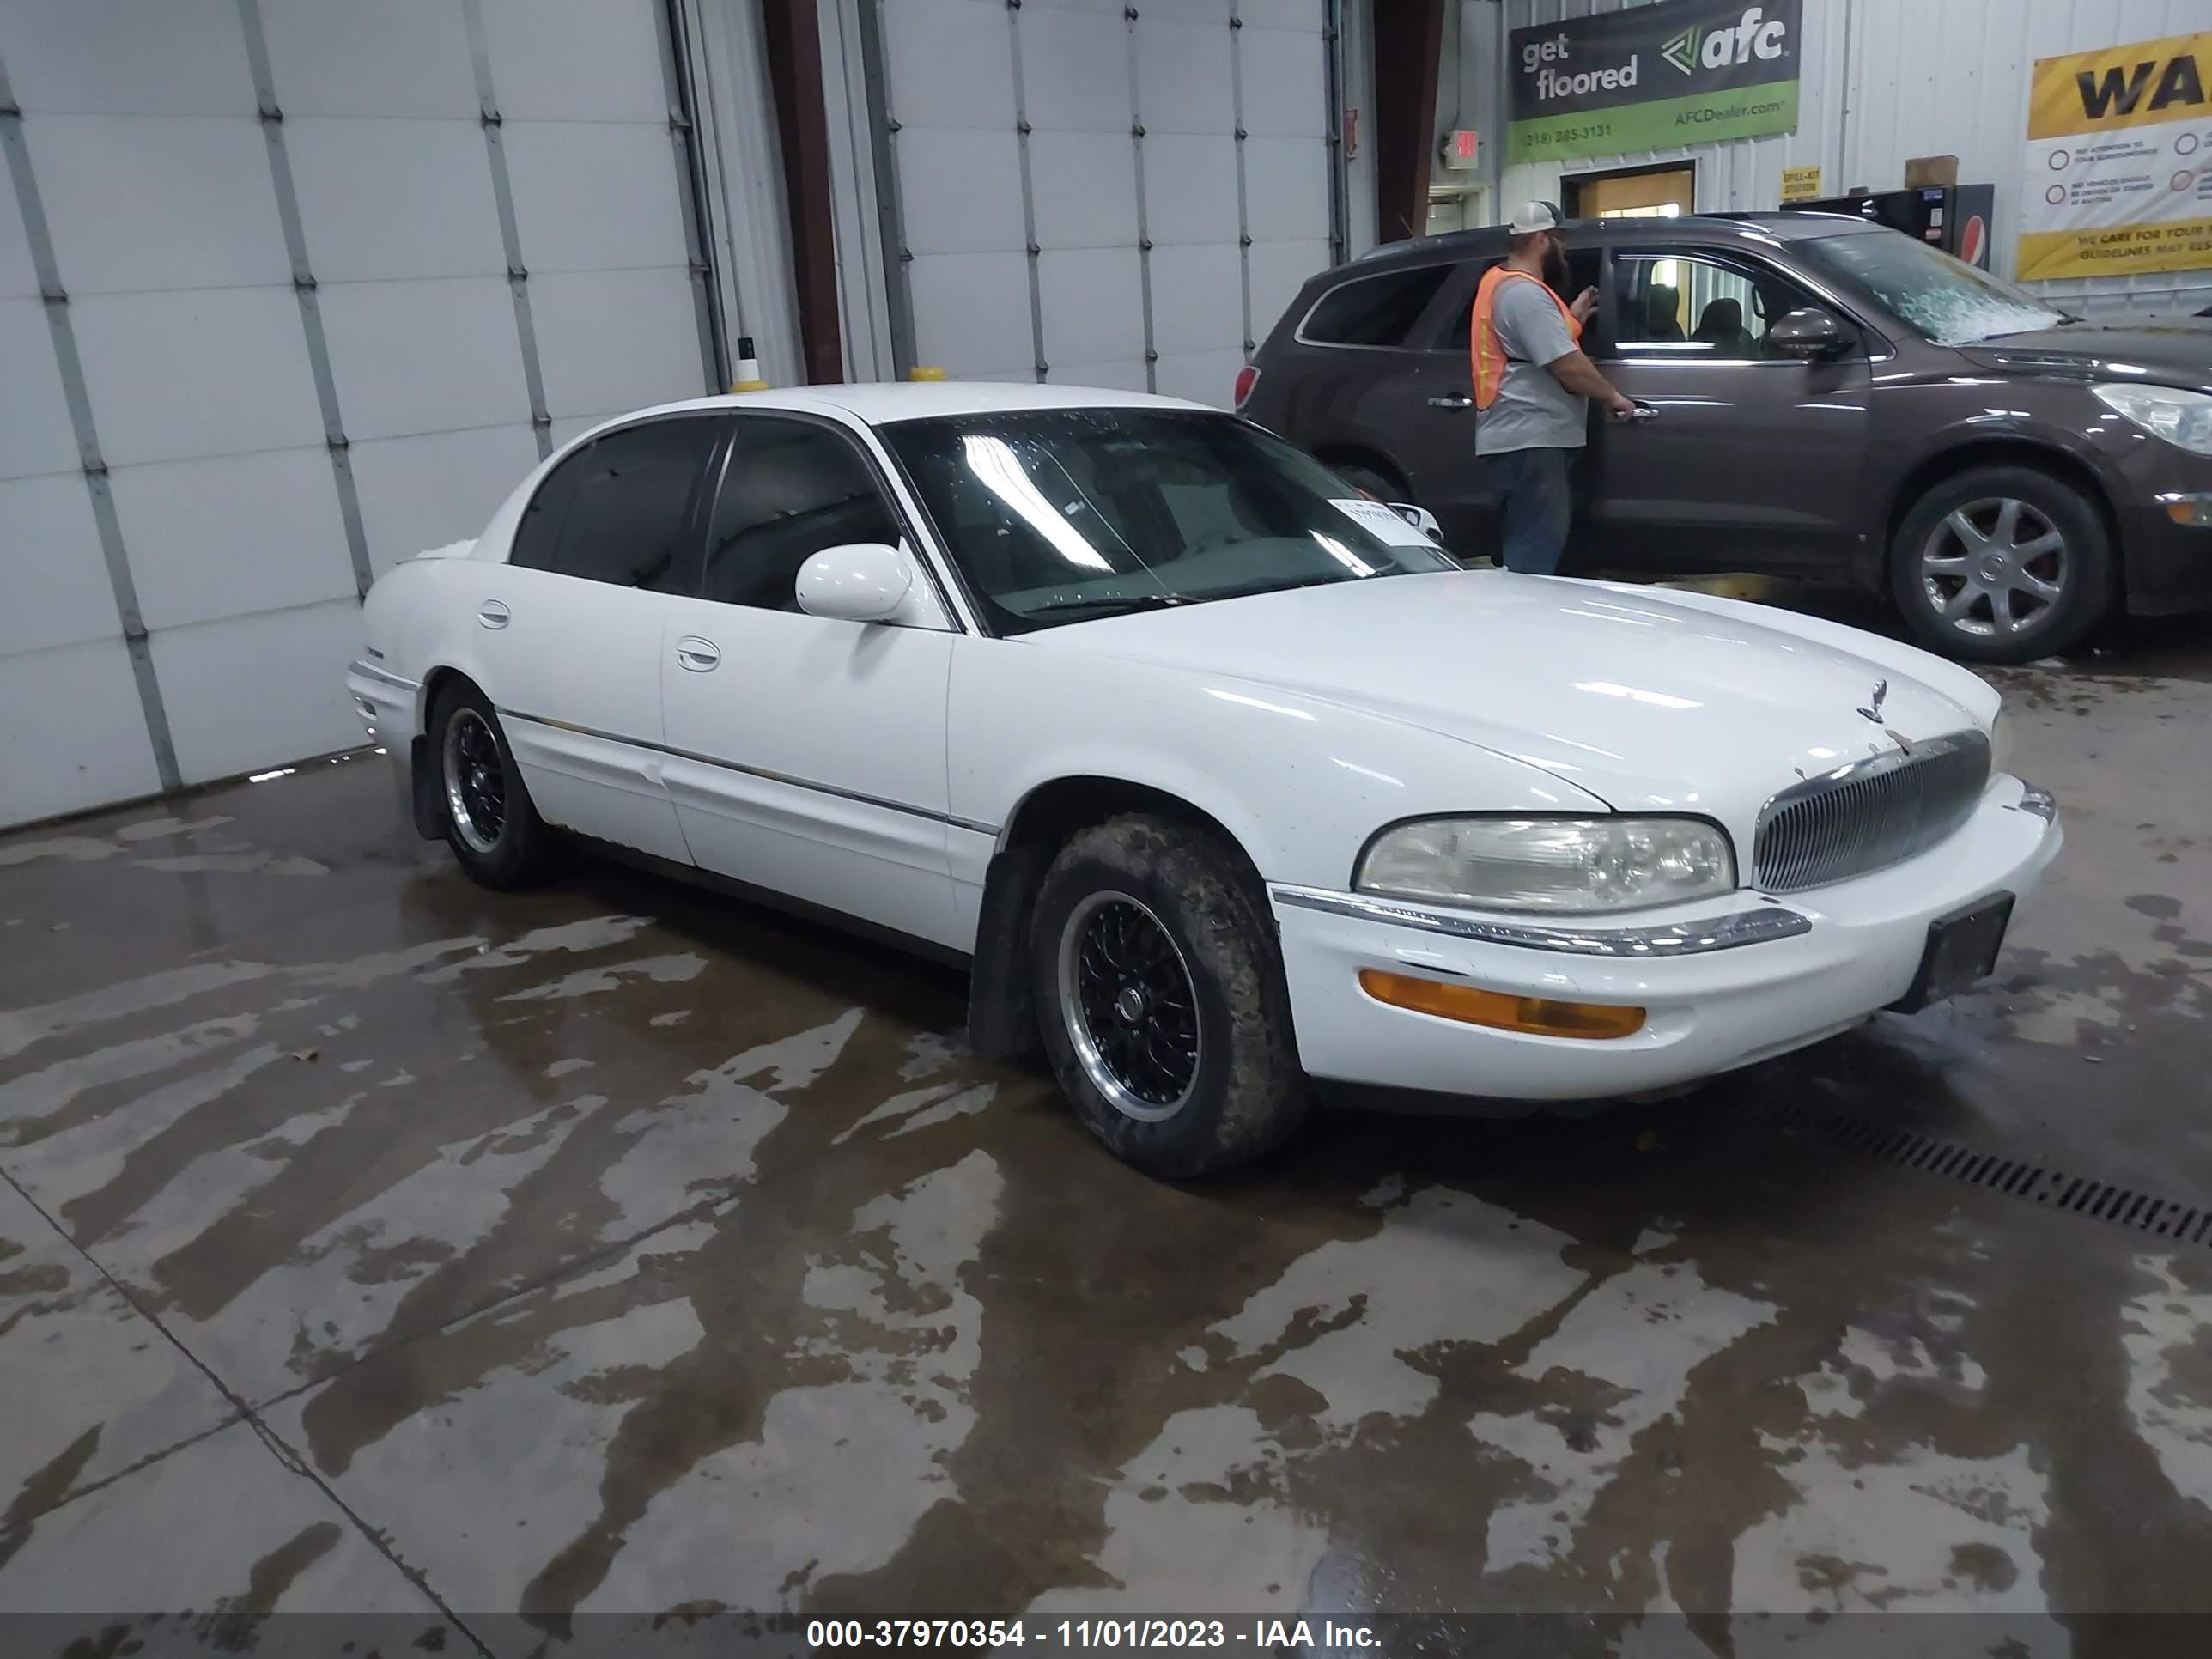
1299, 265, 1453, 347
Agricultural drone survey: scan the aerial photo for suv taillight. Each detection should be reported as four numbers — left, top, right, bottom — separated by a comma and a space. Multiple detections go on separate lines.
1233, 365, 1260, 409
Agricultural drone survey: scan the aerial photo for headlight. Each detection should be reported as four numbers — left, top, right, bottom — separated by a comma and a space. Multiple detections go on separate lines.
1356, 817, 1736, 914
2092, 383, 2212, 456
1989, 708, 2014, 780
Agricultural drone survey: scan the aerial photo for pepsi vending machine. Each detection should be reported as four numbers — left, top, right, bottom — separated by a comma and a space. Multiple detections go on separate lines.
1784, 185, 1996, 270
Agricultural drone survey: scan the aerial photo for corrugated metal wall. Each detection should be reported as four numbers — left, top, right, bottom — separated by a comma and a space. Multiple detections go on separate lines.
0, 0, 724, 830
1498, 0, 2212, 319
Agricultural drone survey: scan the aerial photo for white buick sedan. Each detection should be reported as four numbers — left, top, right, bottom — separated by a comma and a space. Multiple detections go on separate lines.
348, 384, 2060, 1176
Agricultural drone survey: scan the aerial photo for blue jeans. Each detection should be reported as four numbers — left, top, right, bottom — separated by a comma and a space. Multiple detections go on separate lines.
1479, 447, 1573, 575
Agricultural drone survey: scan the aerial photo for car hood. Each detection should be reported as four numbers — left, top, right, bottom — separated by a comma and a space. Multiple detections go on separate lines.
1957, 320, 2212, 392
1024, 573, 1987, 825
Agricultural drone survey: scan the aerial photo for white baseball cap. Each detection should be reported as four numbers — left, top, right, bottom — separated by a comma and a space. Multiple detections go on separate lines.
1509, 200, 1563, 235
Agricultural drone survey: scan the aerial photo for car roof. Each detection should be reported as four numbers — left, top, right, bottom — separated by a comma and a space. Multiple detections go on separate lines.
1343, 210, 1881, 272
611, 380, 1212, 429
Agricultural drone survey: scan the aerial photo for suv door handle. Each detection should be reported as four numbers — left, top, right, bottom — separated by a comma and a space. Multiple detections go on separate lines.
477, 599, 511, 629
1428, 395, 1474, 410
675, 637, 720, 672
1627, 402, 1662, 422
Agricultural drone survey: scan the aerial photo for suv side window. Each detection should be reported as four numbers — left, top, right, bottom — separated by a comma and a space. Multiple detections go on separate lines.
511, 417, 720, 592
1299, 264, 1455, 348
700, 416, 904, 612
1438, 248, 1605, 355
1612, 252, 1829, 361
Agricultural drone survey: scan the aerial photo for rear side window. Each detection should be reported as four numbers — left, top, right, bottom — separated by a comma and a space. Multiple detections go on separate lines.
509, 417, 721, 592
700, 416, 902, 612
1299, 264, 1453, 347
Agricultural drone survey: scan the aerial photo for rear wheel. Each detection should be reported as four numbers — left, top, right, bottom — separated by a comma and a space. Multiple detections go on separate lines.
429, 682, 561, 890
1030, 815, 1307, 1178
1889, 465, 2114, 663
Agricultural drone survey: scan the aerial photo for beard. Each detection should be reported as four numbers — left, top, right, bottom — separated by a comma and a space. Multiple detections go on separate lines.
1543, 246, 1571, 294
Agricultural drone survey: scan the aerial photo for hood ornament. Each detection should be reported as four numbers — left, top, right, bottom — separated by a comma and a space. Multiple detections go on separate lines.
1856, 678, 1888, 724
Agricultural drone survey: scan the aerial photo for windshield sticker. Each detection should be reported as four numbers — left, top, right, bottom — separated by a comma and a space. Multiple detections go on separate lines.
1331, 498, 1438, 547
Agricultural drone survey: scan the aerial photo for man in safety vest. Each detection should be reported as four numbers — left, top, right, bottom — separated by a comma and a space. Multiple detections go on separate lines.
1471, 202, 1636, 575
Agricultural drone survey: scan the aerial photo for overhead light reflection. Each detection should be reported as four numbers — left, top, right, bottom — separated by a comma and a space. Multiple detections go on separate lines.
1310, 532, 1376, 577
1206, 687, 1314, 720
962, 435, 1111, 571
1574, 680, 1702, 710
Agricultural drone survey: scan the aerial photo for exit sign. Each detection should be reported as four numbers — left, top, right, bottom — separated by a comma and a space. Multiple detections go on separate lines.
1443, 129, 1480, 171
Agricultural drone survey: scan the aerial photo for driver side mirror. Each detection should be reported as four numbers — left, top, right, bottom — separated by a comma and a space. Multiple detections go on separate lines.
1389, 503, 1443, 541
795, 543, 915, 623
1766, 307, 1850, 360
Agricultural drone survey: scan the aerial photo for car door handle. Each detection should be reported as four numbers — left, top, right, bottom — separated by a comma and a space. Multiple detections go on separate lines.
1627, 402, 1662, 422
477, 599, 510, 629
675, 636, 720, 672
1428, 395, 1474, 410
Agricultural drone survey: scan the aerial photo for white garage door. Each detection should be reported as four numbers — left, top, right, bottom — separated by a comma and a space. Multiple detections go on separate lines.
873, 0, 1340, 406
0, 0, 719, 830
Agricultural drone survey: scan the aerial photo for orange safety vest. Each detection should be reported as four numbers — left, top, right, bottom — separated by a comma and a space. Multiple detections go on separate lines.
1470, 266, 1581, 411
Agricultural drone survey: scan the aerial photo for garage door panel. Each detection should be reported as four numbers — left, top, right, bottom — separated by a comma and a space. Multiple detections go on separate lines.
1249, 238, 1331, 343
150, 599, 366, 787
884, 0, 1018, 132
258, 0, 479, 119
896, 130, 1026, 257
1141, 135, 1238, 245
1236, 0, 1325, 32
350, 423, 542, 578
1134, 0, 1232, 23
1136, 21, 1233, 136
1, 159, 36, 300
0, 474, 114, 657
1029, 132, 1139, 251
30, 116, 288, 295
1238, 27, 1327, 137
286, 119, 505, 283
0, 0, 251, 118
0, 299, 81, 483
1040, 248, 1144, 370
908, 252, 1034, 377
1147, 243, 1243, 353
1024, 0, 1131, 13
0, 639, 162, 830
1244, 137, 1330, 241
1019, 10, 1132, 133
531, 268, 708, 416
109, 448, 355, 633
479, 0, 669, 124
502, 122, 688, 276
71, 289, 324, 467
1053, 358, 1152, 393
318, 277, 532, 442
1153, 348, 1244, 407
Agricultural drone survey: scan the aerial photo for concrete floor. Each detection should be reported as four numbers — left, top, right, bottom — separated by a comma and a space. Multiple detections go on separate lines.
2, 611, 2209, 1654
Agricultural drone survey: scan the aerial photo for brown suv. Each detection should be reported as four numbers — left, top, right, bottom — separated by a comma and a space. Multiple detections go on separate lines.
1239, 213, 2212, 663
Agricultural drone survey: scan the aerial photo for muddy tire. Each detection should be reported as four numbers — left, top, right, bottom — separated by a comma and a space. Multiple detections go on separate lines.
1030, 814, 1308, 1178
428, 681, 561, 890
1889, 465, 2114, 664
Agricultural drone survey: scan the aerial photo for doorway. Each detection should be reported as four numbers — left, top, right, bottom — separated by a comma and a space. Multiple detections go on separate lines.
1563, 162, 1696, 222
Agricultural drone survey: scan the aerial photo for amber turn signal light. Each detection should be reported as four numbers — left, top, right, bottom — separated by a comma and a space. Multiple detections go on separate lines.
1358, 969, 1646, 1040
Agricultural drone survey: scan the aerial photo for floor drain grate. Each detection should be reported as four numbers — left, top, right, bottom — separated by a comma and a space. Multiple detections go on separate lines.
1721, 1092, 2212, 1248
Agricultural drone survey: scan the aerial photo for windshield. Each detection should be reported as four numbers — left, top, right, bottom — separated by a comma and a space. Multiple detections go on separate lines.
1796, 230, 2069, 345
880, 409, 1456, 635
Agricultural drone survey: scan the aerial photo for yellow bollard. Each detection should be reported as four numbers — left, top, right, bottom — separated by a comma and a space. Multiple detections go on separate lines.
908, 365, 948, 382
729, 334, 768, 393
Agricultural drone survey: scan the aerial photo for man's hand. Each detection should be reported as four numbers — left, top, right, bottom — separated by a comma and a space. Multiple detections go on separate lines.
1606, 392, 1638, 422
1569, 286, 1600, 325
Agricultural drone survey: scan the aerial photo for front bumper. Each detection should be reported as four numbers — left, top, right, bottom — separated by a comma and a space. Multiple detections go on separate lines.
2116, 446, 2212, 617
1271, 775, 2061, 1104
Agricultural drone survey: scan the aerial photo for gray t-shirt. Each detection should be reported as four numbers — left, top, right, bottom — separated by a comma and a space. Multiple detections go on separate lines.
1474, 276, 1588, 456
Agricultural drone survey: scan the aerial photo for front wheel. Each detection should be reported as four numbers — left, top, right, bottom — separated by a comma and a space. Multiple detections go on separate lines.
1888, 465, 2114, 663
1030, 815, 1308, 1178
428, 682, 561, 890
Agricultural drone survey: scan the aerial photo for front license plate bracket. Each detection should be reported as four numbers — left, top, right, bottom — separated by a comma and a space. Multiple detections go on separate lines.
1890, 892, 2014, 1013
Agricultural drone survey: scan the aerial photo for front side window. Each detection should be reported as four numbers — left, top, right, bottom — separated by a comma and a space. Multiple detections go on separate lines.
880, 410, 1456, 636
699, 416, 903, 611
1795, 230, 2068, 346
1613, 252, 1825, 360
510, 417, 720, 592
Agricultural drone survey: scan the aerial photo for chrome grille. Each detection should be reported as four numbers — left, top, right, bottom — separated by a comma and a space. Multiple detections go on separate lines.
1753, 732, 1990, 893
